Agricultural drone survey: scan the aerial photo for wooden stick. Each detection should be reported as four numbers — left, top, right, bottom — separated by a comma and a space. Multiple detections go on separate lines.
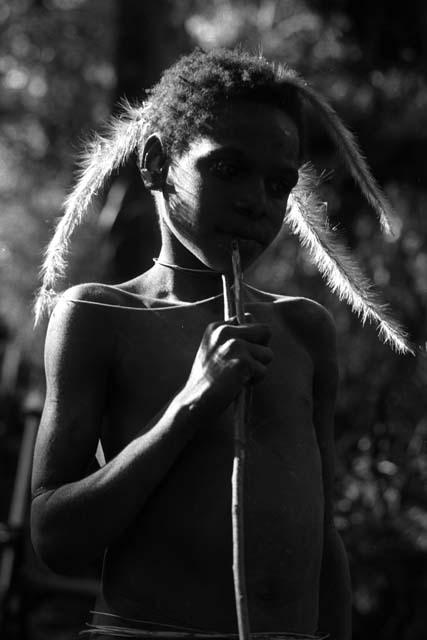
231, 243, 245, 324
222, 274, 234, 321
222, 241, 251, 640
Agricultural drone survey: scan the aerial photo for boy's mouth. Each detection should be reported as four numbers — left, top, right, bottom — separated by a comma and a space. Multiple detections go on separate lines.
215, 231, 268, 263
216, 228, 269, 249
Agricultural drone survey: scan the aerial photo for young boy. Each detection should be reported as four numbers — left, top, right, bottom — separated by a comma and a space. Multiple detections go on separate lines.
31, 48, 404, 640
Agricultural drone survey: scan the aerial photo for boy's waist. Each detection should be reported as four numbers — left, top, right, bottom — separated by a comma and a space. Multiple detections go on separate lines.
85, 605, 329, 640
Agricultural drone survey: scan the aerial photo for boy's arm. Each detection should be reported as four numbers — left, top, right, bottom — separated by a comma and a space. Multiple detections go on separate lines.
31, 292, 200, 573
312, 309, 352, 640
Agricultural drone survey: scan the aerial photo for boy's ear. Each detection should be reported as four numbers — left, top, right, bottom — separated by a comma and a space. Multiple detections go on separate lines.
141, 134, 168, 191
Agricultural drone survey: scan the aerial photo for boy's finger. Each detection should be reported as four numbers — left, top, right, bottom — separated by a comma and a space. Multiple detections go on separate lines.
248, 343, 273, 364
224, 313, 252, 326
224, 313, 253, 326
216, 322, 272, 344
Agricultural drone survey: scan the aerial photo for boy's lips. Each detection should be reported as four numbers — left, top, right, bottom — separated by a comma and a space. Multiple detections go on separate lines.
214, 232, 268, 266
216, 228, 269, 248
235, 237, 265, 251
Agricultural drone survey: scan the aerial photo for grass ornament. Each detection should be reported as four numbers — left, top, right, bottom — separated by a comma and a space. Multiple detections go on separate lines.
286, 164, 412, 354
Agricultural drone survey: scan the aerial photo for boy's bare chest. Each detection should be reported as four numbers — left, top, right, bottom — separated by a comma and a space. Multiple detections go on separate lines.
112, 306, 215, 423
105, 301, 315, 455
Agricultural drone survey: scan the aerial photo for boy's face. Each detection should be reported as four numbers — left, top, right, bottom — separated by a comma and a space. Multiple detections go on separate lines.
163, 100, 300, 272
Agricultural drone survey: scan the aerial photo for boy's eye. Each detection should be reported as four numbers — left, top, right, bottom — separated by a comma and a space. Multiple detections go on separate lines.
209, 159, 240, 179
268, 174, 298, 199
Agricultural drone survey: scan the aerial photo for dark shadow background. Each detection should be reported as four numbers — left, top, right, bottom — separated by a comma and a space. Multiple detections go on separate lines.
1, 1, 426, 638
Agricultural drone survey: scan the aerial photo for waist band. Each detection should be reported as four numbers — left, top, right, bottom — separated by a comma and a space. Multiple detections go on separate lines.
81, 610, 329, 640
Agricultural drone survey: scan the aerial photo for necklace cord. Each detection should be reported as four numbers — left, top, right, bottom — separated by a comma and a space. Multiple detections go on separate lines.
153, 257, 219, 275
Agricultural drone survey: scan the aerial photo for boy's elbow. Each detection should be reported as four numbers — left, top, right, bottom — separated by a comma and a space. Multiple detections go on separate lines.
30, 494, 78, 574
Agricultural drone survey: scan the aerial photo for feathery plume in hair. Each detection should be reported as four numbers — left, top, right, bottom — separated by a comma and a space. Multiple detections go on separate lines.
285, 164, 413, 354
277, 67, 394, 235
34, 100, 148, 324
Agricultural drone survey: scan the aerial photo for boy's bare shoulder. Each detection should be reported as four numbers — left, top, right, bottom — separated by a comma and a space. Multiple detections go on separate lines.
274, 294, 335, 328
45, 282, 141, 360
49, 282, 145, 329
272, 295, 336, 359
60, 281, 143, 308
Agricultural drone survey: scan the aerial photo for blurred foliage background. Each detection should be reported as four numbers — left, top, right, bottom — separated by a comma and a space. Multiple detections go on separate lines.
0, 0, 427, 638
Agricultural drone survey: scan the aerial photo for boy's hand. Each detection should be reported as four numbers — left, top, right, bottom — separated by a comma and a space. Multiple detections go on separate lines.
182, 314, 273, 414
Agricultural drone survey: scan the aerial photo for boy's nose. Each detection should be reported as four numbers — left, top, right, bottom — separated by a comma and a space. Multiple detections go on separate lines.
234, 178, 267, 218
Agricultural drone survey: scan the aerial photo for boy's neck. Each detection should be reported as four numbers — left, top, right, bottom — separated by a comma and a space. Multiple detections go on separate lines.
138, 234, 227, 303
135, 252, 225, 304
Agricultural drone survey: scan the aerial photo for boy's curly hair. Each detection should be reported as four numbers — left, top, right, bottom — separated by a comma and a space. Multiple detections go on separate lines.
142, 48, 304, 157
